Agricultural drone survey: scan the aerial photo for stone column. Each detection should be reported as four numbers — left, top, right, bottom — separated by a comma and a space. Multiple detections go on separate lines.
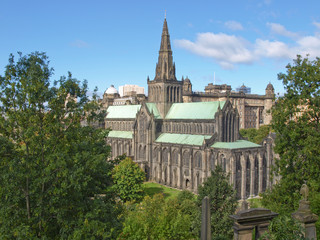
292, 184, 319, 240
266, 153, 270, 189
206, 150, 210, 178
240, 155, 246, 200
249, 155, 255, 198
190, 149, 194, 190
168, 147, 172, 186
232, 156, 237, 190
258, 154, 263, 194
177, 150, 181, 188
159, 146, 163, 183
255, 108, 259, 129
202, 150, 208, 183
176, 87, 178, 102
229, 155, 234, 185
180, 147, 184, 189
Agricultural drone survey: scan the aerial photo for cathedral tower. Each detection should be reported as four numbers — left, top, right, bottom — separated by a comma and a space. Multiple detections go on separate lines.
148, 17, 183, 117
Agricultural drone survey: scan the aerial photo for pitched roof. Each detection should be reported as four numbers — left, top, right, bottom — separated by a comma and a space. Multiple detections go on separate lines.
108, 131, 133, 139
146, 103, 161, 119
106, 105, 141, 119
165, 101, 226, 120
155, 133, 211, 146
211, 140, 261, 149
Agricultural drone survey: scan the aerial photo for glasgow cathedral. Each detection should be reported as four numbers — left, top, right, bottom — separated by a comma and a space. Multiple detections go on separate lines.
104, 18, 276, 199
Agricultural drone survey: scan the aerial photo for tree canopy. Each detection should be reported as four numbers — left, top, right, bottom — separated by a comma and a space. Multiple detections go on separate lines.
239, 125, 272, 144
261, 55, 320, 235
0, 52, 122, 239
272, 55, 320, 186
197, 166, 237, 239
112, 157, 145, 203
119, 192, 198, 240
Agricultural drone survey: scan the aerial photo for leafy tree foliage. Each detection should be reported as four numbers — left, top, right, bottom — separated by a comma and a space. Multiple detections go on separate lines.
119, 193, 197, 240
239, 125, 271, 144
261, 55, 320, 236
112, 157, 145, 203
260, 215, 306, 240
197, 166, 237, 240
0, 52, 122, 239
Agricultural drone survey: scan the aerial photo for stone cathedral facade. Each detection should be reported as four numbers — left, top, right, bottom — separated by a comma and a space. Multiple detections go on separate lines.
105, 18, 276, 199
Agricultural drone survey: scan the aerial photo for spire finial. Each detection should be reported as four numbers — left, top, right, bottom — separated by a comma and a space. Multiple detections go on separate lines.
165, 10, 167, 19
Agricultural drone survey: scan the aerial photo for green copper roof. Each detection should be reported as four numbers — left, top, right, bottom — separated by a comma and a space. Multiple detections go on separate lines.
165, 101, 226, 120
146, 103, 161, 119
211, 140, 261, 149
106, 105, 141, 119
108, 131, 133, 139
155, 133, 211, 146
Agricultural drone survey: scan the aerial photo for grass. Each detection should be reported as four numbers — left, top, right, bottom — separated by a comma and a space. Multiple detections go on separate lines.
143, 182, 182, 200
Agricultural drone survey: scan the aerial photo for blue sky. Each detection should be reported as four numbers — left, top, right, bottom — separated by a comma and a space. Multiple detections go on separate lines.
1, 0, 320, 96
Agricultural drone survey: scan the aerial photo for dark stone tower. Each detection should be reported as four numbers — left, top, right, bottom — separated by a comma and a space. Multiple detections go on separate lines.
148, 17, 183, 117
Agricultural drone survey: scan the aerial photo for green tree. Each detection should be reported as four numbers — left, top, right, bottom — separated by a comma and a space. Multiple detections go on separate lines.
112, 157, 145, 203
240, 125, 271, 144
197, 166, 237, 240
261, 55, 320, 236
0, 52, 122, 239
119, 193, 197, 240
259, 215, 306, 240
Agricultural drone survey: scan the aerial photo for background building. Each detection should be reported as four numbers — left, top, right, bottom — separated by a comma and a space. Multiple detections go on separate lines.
182, 81, 274, 129
236, 84, 251, 94
119, 84, 145, 97
101, 85, 146, 108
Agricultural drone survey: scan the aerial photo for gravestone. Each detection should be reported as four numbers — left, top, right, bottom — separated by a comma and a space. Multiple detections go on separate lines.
201, 196, 211, 240
292, 184, 318, 240
230, 208, 278, 240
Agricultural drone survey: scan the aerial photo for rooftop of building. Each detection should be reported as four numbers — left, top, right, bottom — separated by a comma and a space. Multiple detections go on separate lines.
105, 101, 226, 120
165, 101, 226, 120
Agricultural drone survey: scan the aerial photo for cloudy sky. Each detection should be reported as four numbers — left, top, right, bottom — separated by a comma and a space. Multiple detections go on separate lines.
1, 0, 320, 96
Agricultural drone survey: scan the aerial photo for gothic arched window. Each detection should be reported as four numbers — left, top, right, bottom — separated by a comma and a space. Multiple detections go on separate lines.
139, 114, 147, 143
162, 148, 169, 164
183, 150, 190, 167
172, 150, 179, 166
194, 151, 202, 169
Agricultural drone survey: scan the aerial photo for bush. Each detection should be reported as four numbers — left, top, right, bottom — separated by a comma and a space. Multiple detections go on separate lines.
112, 157, 145, 203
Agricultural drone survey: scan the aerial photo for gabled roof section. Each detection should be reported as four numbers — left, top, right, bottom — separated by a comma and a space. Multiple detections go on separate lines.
211, 140, 261, 149
106, 105, 141, 119
146, 103, 162, 119
155, 133, 211, 146
108, 131, 133, 139
165, 101, 226, 120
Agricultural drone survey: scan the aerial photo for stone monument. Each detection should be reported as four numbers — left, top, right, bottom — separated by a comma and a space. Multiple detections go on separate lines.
292, 183, 318, 240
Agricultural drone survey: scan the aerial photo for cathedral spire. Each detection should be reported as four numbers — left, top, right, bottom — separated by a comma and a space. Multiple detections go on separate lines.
160, 18, 171, 52
154, 17, 176, 81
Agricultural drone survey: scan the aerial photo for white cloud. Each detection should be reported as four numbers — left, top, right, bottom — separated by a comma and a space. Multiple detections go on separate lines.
70, 40, 89, 48
225, 21, 244, 31
175, 33, 255, 69
254, 39, 294, 59
174, 22, 320, 69
296, 36, 320, 56
313, 21, 320, 29
267, 22, 299, 39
